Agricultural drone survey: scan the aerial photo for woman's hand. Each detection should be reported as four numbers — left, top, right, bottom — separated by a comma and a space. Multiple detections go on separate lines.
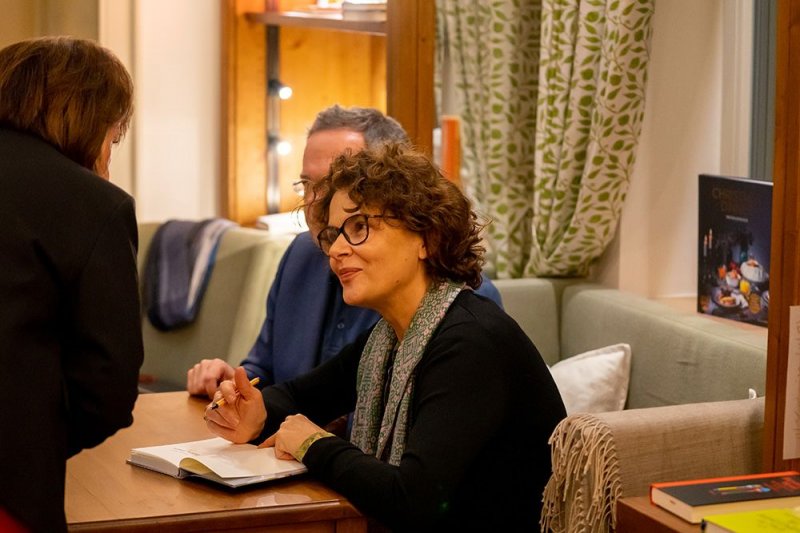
259, 414, 325, 461
204, 367, 266, 443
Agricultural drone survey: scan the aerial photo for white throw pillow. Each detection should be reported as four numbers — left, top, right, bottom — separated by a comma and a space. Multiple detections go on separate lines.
549, 343, 632, 415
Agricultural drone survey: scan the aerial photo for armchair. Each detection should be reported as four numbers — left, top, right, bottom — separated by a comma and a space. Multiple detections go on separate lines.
541, 397, 764, 532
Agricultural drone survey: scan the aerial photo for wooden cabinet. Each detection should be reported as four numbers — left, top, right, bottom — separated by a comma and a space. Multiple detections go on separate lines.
222, 0, 434, 225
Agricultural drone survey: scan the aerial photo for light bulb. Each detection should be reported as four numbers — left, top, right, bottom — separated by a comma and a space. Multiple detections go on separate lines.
278, 85, 293, 100
268, 79, 293, 100
276, 140, 292, 156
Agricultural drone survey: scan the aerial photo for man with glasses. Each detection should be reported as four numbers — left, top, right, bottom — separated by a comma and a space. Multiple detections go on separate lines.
187, 105, 502, 398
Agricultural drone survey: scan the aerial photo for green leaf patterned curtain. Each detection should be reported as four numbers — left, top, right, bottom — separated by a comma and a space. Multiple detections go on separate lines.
437, 0, 655, 278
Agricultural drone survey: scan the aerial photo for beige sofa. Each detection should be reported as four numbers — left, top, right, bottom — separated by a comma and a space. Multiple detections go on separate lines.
492, 278, 768, 532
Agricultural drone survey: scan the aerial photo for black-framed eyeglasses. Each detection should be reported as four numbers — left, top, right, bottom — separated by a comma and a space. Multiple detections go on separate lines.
317, 213, 395, 255
292, 178, 311, 197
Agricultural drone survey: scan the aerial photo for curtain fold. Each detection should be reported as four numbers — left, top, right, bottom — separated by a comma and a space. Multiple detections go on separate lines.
527, 0, 654, 276
437, 0, 654, 278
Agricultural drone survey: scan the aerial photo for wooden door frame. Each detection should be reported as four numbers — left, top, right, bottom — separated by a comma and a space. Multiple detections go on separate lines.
764, 0, 800, 471
386, 0, 435, 151
221, 0, 268, 226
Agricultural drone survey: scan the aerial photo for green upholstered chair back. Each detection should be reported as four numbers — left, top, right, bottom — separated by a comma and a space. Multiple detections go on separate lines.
493, 278, 579, 366
136, 222, 292, 391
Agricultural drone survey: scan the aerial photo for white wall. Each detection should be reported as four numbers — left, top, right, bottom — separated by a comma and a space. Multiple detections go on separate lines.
596, 0, 753, 298
0, 0, 39, 48
99, 0, 134, 194
131, 0, 221, 223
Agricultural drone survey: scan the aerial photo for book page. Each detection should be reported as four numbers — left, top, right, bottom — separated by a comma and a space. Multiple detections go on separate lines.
177, 439, 305, 478
130, 437, 306, 479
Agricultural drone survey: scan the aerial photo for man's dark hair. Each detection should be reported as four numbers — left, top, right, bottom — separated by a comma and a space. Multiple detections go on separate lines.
308, 104, 409, 147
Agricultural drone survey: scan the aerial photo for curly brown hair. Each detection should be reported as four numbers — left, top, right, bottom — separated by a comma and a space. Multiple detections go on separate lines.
0, 37, 133, 173
309, 143, 485, 288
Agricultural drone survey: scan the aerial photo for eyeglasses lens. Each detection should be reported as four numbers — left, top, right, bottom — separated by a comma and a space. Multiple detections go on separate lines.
344, 215, 369, 246
318, 214, 371, 255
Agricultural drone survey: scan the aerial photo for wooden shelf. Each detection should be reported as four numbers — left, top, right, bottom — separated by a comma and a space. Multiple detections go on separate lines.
246, 11, 386, 36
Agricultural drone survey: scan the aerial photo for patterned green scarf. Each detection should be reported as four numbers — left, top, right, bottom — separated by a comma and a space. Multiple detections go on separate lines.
351, 280, 465, 465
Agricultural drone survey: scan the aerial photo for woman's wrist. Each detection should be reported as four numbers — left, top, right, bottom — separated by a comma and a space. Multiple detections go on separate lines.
294, 430, 335, 462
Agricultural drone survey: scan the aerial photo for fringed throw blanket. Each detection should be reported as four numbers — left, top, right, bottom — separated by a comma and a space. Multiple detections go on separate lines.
351, 280, 464, 465
540, 414, 622, 533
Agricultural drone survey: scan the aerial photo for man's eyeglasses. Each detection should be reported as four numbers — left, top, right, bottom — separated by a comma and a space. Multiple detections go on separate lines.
317, 213, 395, 256
292, 179, 311, 197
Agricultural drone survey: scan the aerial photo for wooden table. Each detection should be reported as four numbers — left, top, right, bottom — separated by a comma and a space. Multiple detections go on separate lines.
617, 496, 701, 533
66, 392, 366, 532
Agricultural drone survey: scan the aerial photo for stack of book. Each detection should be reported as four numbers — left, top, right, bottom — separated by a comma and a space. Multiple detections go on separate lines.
342, 0, 386, 21
650, 471, 800, 524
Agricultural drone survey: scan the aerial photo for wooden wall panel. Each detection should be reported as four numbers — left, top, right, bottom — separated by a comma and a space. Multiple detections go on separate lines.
276, 28, 386, 213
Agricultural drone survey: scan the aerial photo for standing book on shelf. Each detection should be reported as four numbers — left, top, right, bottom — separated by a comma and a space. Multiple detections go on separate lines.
650, 471, 800, 523
127, 437, 307, 488
697, 174, 772, 327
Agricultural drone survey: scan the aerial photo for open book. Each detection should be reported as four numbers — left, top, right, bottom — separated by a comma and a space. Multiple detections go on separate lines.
127, 437, 307, 488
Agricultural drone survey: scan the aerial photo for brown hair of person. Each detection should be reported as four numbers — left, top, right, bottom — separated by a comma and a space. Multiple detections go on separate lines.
309, 143, 486, 289
0, 36, 133, 174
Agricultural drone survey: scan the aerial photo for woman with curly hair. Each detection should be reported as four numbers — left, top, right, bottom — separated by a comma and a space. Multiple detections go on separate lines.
205, 144, 565, 532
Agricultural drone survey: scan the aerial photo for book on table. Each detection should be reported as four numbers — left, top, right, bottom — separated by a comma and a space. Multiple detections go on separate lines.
649, 471, 800, 523
127, 437, 307, 488
703, 506, 800, 533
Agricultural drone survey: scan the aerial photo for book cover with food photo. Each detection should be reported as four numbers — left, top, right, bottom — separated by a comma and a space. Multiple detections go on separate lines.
697, 174, 772, 327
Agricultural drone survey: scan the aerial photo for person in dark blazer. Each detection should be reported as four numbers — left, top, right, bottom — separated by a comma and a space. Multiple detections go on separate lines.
0, 37, 143, 533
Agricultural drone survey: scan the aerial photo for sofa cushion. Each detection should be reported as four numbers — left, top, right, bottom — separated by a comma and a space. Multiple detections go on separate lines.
550, 343, 631, 414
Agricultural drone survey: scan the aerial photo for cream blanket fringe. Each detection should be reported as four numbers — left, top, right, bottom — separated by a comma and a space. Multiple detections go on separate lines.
540, 414, 621, 533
